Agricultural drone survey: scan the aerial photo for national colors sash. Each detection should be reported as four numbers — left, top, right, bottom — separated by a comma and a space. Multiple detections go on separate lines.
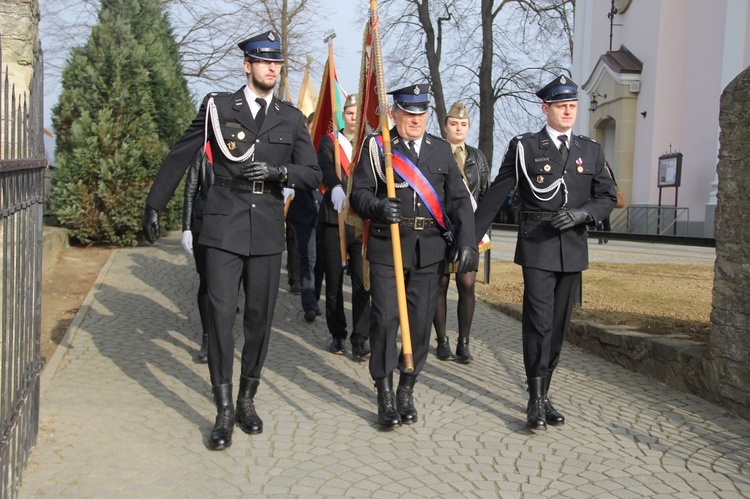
328, 131, 352, 177
373, 135, 457, 257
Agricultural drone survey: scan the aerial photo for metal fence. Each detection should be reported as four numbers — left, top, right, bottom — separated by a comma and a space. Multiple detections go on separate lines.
0, 36, 46, 498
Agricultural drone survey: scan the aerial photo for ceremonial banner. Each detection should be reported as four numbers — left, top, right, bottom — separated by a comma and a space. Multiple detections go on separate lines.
310, 58, 345, 151
296, 64, 319, 118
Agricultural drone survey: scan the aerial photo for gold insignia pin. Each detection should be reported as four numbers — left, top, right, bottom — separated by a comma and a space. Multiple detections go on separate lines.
577, 166, 584, 173
544, 164, 551, 172
237, 131, 245, 140
536, 175, 544, 184
227, 141, 236, 150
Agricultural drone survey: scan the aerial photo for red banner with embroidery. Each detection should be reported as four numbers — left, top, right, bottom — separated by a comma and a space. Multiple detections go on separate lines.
373, 135, 455, 241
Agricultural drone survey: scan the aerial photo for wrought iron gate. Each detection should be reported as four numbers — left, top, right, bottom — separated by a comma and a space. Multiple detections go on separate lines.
0, 36, 46, 498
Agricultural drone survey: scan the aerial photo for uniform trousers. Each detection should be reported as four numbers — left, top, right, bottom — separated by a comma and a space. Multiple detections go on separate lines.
521, 267, 580, 380
292, 222, 318, 313
368, 259, 443, 379
285, 224, 300, 287
205, 247, 281, 385
191, 218, 212, 341
320, 223, 370, 343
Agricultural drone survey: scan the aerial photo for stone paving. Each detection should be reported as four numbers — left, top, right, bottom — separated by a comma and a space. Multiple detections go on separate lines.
19, 232, 749, 498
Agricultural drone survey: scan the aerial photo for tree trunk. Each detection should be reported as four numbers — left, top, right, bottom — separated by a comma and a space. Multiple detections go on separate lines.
417, 0, 447, 137
477, 0, 495, 170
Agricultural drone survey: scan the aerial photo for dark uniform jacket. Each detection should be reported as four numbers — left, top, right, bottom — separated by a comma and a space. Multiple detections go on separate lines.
350, 130, 476, 269
463, 144, 491, 202
145, 88, 321, 256
318, 131, 352, 226
474, 127, 616, 272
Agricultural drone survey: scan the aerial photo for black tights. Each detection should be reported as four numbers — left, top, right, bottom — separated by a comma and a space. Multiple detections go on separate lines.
432, 270, 477, 342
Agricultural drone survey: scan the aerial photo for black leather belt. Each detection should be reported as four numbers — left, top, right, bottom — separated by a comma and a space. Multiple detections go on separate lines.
521, 211, 554, 221
215, 175, 282, 194
399, 217, 436, 230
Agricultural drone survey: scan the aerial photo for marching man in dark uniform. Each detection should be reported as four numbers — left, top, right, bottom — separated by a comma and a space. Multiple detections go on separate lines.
181, 146, 214, 363
141, 31, 321, 450
317, 93, 371, 357
474, 75, 616, 431
350, 84, 478, 429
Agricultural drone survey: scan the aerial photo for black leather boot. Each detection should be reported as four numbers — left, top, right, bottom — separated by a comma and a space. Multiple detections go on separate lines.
236, 376, 263, 434
209, 383, 234, 450
197, 334, 208, 362
526, 377, 547, 431
374, 374, 401, 429
544, 373, 565, 426
455, 337, 474, 364
436, 337, 453, 360
396, 373, 418, 424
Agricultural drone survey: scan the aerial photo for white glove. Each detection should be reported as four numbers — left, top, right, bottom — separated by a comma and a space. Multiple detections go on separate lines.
331, 185, 347, 213
181, 230, 193, 256
283, 187, 295, 203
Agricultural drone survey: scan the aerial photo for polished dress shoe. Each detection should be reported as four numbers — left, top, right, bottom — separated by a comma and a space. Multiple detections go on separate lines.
304, 310, 316, 323
329, 337, 345, 354
436, 338, 453, 360
396, 374, 418, 424
197, 334, 208, 363
352, 339, 371, 358
375, 374, 401, 429
209, 383, 234, 450
526, 377, 547, 431
455, 337, 474, 364
236, 376, 263, 434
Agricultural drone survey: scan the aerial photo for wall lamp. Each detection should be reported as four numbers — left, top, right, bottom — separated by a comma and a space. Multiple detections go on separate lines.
589, 92, 607, 112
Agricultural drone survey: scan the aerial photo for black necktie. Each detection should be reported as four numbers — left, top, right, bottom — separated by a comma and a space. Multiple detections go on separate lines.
255, 97, 266, 130
558, 135, 569, 163
408, 140, 418, 163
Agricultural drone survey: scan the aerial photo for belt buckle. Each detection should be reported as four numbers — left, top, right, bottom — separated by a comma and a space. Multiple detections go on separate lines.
413, 217, 425, 230
252, 180, 264, 194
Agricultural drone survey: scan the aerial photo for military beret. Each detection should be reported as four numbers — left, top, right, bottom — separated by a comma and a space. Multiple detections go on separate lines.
238, 31, 283, 62
536, 75, 579, 103
388, 84, 430, 114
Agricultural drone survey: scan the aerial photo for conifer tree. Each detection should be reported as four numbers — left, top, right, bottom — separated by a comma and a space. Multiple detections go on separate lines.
51, 0, 193, 245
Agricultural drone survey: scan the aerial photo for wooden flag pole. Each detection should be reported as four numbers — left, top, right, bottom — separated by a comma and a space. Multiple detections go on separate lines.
369, 0, 413, 372
324, 31, 349, 267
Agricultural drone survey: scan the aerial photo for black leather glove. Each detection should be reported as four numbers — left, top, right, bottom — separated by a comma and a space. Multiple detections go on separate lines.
550, 208, 591, 231
456, 245, 479, 274
240, 161, 286, 182
371, 197, 402, 224
142, 205, 160, 244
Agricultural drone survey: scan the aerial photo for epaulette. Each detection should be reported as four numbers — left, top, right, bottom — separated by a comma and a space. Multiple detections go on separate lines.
513, 132, 535, 141
427, 133, 449, 144
276, 99, 297, 109
208, 91, 233, 97
577, 134, 598, 143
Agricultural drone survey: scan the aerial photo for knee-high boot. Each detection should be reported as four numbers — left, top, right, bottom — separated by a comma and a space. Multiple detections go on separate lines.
526, 377, 547, 431
396, 373, 418, 424
236, 376, 263, 434
209, 383, 234, 450
374, 373, 401, 429
544, 373, 565, 425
